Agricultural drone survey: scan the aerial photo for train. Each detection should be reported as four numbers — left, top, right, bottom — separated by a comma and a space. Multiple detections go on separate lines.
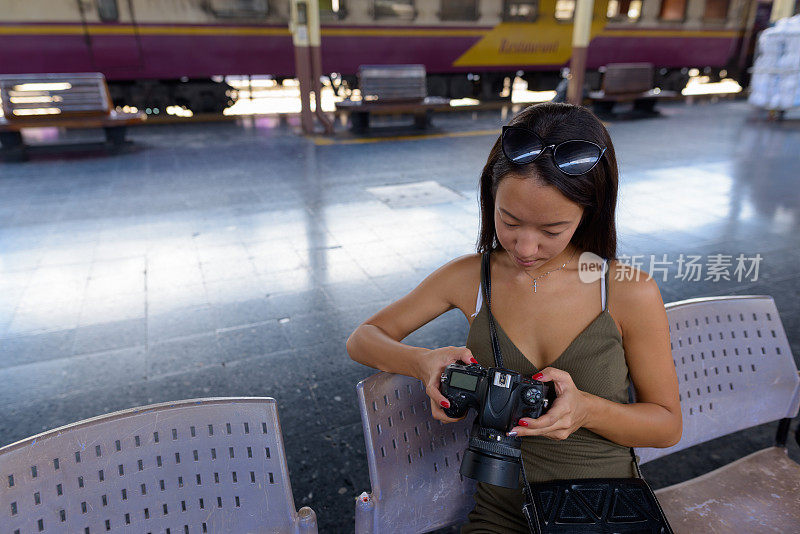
0, 0, 774, 113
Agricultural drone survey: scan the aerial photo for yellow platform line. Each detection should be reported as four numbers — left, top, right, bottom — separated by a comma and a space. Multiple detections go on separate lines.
312, 128, 500, 145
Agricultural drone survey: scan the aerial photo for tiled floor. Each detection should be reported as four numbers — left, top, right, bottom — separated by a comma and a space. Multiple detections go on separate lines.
1, 100, 799, 531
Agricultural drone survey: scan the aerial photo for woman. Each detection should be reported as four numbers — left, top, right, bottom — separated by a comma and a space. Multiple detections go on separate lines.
346, 102, 681, 532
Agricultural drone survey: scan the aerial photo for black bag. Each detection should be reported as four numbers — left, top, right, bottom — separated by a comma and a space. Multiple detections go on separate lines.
521, 475, 673, 534
480, 253, 673, 534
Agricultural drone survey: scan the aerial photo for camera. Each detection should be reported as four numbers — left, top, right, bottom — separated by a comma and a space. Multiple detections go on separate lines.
440, 362, 555, 488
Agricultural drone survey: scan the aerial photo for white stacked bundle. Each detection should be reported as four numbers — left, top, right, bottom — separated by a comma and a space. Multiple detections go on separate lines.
748, 27, 780, 108
749, 15, 800, 111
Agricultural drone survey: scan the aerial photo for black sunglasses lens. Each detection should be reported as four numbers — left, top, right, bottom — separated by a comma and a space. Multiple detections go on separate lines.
553, 141, 602, 175
503, 128, 543, 164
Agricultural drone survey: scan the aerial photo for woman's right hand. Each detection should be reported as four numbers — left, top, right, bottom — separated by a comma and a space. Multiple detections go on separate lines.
415, 346, 478, 423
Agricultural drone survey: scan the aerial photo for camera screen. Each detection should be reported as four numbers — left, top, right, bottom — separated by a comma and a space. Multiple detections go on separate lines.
450, 371, 479, 391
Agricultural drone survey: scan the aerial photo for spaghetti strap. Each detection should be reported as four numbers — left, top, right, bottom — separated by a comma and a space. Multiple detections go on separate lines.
472, 284, 483, 318
602, 259, 610, 311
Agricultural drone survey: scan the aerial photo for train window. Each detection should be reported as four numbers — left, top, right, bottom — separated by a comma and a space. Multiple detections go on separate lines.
703, 0, 729, 20
440, 0, 480, 21
374, 0, 416, 20
503, 1, 538, 21
607, 0, 642, 20
659, 0, 687, 21
97, 0, 119, 22
320, 0, 347, 20
554, 0, 575, 20
206, 0, 269, 18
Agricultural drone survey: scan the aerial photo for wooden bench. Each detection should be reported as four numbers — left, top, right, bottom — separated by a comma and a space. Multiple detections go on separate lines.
335, 65, 451, 134
588, 63, 680, 117
0, 73, 145, 161
354, 295, 800, 533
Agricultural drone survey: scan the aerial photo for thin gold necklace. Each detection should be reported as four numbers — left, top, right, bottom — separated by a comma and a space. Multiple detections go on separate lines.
520, 248, 577, 293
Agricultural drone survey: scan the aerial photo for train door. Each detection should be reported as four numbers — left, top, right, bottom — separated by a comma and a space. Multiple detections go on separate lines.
82, 0, 143, 74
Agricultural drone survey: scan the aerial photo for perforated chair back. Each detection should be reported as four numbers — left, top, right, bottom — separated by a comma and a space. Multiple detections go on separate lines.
0, 397, 317, 534
637, 296, 800, 464
355, 373, 476, 534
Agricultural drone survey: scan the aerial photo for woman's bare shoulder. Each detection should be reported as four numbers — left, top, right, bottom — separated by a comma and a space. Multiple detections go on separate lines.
431, 253, 482, 287
424, 253, 482, 308
443, 253, 482, 275
607, 259, 666, 327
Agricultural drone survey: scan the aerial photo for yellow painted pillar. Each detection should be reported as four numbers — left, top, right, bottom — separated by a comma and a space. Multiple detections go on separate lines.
770, 0, 794, 22
568, 0, 594, 106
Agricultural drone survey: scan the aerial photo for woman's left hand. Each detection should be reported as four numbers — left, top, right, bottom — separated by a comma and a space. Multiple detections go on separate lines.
509, 367, 591, 441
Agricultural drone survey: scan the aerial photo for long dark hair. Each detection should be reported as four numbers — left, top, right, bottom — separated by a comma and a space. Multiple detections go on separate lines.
477, 102, 618, 260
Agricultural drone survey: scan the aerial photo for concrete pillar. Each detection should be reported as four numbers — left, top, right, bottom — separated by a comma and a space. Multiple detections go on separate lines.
290, 0, 333, 135
568, 0, 594, 106
770, 0, 794, 22
290, 0, 315, 134
307, 0, 334, 133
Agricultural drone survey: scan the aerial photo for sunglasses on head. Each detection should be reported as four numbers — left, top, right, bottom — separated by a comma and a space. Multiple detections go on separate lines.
501, 125, 607, 176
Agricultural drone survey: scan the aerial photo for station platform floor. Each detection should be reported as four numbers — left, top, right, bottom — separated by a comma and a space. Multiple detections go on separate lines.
1, 99, 799, 531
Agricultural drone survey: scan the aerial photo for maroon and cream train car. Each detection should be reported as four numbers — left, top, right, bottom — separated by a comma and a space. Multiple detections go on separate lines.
0, 0, 764, 112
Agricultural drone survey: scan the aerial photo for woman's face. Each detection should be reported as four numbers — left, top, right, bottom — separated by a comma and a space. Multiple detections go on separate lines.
493, 174, 584, 270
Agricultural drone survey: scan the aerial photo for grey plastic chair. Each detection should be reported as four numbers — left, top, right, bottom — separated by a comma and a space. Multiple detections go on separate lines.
355, 372, 477, 533
0, 397, 317, 534
355, 295, 800, 533
637, 295, 800, 463
636, 295, 800, 532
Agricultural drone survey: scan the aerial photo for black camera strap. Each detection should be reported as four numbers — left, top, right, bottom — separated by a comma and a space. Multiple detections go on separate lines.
481, 253, 537, 519
480, 252, 505, 369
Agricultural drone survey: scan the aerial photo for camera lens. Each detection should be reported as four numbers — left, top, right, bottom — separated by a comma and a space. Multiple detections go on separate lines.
459, 426, 523, 489
444, 365, 553, 489
461, 449, 521, 488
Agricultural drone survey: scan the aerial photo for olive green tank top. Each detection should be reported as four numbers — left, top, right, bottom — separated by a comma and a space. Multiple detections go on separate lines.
465, 256, 637, 484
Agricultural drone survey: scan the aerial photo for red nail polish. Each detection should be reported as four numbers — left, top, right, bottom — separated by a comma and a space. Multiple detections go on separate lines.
470, 357, 478, 364
518, 419, 529, 427
532, 373, 544, 381
440, 400, 450, 408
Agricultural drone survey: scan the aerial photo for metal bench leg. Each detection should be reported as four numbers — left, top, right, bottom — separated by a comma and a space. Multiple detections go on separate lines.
104, 126, 127, 148
351, 112, 369, 134
592, 101, 614, 116
796, 419, 800, 448
0, 131, 26, 162
414, 110, 433, 130
776, 417, 792, 447
633, 98, 657, 114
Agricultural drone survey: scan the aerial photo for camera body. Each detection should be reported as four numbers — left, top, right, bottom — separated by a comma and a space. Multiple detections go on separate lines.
440, 362, 551, 424
440, 362, 555, 488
